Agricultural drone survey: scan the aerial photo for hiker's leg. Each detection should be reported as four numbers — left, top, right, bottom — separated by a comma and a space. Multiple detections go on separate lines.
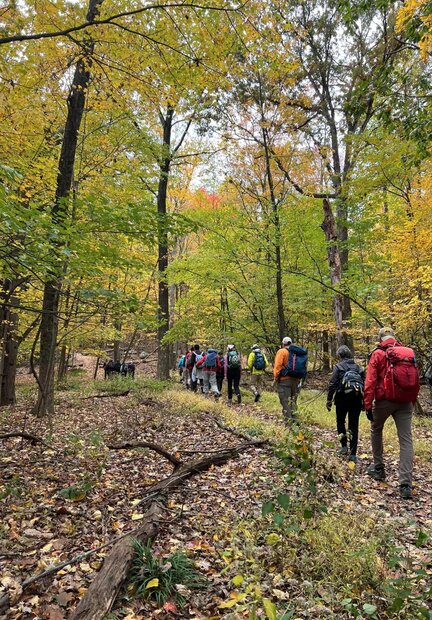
392, 403, 414, 487
288, 377, 299, 416
209, 371, 219, 396
276, 381, 288, 418
203, 372, 210, 395
335, 397, 348, 448
348, 397, 362, 456
250, 374, 258, 396
277, 382, 291, 421
234, 369, 241, 402
227, 371, 233, 401
256, 374, 263, 396
370, 400, 392, 468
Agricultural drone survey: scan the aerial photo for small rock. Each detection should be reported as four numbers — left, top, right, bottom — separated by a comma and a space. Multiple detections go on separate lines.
309, 604, 333, 616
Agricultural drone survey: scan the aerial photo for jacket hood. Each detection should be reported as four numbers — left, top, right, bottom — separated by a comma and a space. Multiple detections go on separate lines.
207, 348, 217, 353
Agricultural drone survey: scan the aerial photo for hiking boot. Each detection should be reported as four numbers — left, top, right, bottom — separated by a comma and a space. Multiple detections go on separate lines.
254, 393, 261, 403
400, 484, 413, 500
367, 464, 386, 481
227, 399, 232, 406
237, 395, 241, 405
348, 455, 357, 463
337, 446, 348, 456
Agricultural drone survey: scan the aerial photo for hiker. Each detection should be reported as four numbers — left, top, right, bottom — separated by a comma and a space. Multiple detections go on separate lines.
103, 359, 114, 379
177, 353, 186, 383
120, 362, 135, 379
364, 327, 420, 499
326, 346, 365, 462
248, 344, 268, 403
191, 344, 204, 393
226, 344, 242, 405
216, 351, 225, 393
184, 346, 195, 389
273, 337, 308, 424
196, 348, 221, 398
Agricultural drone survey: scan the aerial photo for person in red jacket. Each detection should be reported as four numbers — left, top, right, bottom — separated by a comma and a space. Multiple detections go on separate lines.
196, 348, 221, 398
364, 327, 420, 499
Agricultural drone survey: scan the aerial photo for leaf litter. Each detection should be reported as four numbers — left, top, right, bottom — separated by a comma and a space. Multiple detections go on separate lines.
0, 380, 431, 619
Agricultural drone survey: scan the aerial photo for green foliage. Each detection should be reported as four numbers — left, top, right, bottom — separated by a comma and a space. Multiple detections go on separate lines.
59, 479, 93, 501
129, 541, 208, 607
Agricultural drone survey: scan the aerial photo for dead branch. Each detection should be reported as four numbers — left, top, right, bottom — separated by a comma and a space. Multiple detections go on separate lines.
0, 432, 51, 449
81, 390, 130, 399
108, 441, 182, 469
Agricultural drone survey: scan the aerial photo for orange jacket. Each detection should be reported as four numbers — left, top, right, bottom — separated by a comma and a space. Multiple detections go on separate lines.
274, 347, 289, 381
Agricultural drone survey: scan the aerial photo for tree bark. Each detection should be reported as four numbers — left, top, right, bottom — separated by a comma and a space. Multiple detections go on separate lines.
33, 0, 104, 417
0, 279, 20, 406
156, 106, 174, 380
321, 199, 344, 347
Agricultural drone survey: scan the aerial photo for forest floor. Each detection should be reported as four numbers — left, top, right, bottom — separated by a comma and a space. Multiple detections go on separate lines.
1, 363, 432, 620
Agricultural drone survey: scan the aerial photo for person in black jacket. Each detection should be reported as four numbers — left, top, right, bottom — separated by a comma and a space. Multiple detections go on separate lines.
327, 346, 365, 462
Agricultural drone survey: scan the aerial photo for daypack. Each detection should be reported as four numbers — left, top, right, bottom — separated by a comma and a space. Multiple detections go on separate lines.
280, 345, 308, 379
218, 356, 225, 372
195, 352, 204, 368
186, 351, 194, 370
205, 350, 218, 369
228, 350, 241, 369
383, 346, 420, 403
253, 351, 266, 371
340, 368, 364, 395
178, 356, 185, 368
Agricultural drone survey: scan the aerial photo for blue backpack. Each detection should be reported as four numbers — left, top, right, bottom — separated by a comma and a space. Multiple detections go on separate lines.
178, 356, 185, 368
253, 351, 266, 370
280, 345, 308, 379
205, 350, 218, 368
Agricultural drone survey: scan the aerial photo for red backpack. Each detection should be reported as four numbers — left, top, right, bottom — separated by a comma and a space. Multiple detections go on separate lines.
185, 351, 194, 370
383, 346, 420, 403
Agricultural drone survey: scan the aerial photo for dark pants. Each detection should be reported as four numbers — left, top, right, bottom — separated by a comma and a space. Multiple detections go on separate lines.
227, 368, 241, 401
335, 392, 362, 456
216, 372, 224, 393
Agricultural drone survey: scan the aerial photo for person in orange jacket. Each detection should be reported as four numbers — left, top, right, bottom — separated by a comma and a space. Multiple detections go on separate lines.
273, 336, 303, 424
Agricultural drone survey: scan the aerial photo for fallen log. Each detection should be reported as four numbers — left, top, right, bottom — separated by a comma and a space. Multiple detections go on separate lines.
108, 441, 182, 469
70, 502, 162, 620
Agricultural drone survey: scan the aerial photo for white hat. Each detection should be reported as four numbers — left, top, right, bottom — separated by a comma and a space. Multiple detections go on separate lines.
227, 344, 235, 351
251, 344, 260, 350
282, 337, 292, 346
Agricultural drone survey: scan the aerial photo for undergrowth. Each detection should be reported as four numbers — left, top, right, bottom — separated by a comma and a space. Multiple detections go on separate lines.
129, 541, 207, 607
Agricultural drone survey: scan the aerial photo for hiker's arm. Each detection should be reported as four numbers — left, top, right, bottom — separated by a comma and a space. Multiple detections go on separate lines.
273, 350, 284, 381
327, 365, 339, 404
364, 354, 378, 411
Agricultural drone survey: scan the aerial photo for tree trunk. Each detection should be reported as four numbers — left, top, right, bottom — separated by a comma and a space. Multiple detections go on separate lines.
0, 279, 19, 406
321, 199, 344, 347
322, 330, 330, 372
336, 198, 353, 350
156, 106, 174, 380
33, 0, 104, 417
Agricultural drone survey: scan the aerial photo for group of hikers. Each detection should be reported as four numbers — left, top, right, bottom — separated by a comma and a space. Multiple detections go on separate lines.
178, 326, 421, 499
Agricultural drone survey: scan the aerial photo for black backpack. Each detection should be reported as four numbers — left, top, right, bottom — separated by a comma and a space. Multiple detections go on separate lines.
340, 366, 364, 395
